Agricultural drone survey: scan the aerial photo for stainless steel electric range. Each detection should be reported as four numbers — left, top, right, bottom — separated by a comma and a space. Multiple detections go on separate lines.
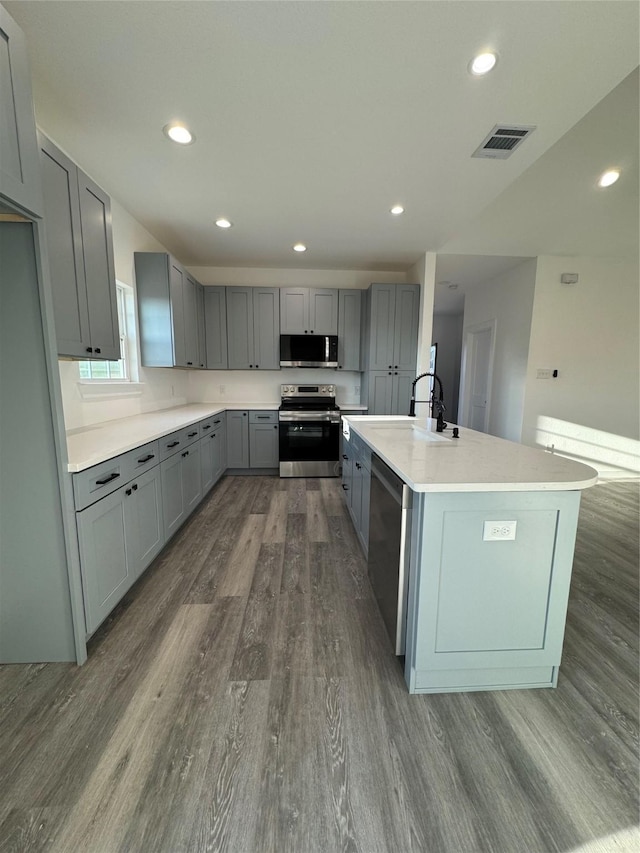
278, 384, 341, 477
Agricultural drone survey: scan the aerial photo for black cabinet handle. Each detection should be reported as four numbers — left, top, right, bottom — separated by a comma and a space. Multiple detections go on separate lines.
394, 365, 398, 369
310, 330, 314, 334
187, 361, 193, 366
242, 413, 247, 417
132, 483, 138, 491
255, 364, 259, 368
214, 419, 221, 425
388, 372, 392, 375
257, 415, 269, 419
137, 454, 155, 463
188, 431, 198, 437
304, 330, 308, 334
167, 441, 180, 448
338, 365, 342, 369
202, 424, 211, 430
342, 454, 348, 460
273, 425, 277, 429
200, 363, 204, 367
388, 365, 392, 369
182, 451, 189, 457
125, 488, 132, 496
249, 364, 254, 368
86, 346, 93, 353
95, 472, 119, 486
342, 484, 348, 491
356, 462, 361, 469
95, 347, 101, 354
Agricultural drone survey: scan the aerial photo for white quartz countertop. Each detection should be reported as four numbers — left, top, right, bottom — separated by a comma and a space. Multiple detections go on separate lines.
342, 416, 598, 492
66, 403, 279, 472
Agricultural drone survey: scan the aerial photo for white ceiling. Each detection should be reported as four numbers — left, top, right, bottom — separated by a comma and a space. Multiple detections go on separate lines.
6, 1, 640, 300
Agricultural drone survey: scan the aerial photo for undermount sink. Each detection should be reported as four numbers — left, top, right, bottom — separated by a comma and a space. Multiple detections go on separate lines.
369, 422, 451, 442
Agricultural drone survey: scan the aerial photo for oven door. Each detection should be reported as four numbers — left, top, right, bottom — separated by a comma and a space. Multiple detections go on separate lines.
278, 417, 340, 477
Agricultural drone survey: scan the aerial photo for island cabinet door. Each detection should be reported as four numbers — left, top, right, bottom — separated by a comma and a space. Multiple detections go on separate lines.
405, 490, 582, 694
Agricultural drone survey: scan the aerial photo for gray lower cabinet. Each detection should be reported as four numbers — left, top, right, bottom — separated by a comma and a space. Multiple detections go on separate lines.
39, 133, 119, 360
76, 464, 163, 635
249, 422, 279, 467
0, 5, 42, 216
341, 430, 371, 554
201, 419, 226, 493
182, 443, 202, 515
337, 289, 362, 371
160, 443, 202, 539
226, 410, 249, 467
204, 286, 228, 369
362, 370, 413, 416
226, 287, 279, 370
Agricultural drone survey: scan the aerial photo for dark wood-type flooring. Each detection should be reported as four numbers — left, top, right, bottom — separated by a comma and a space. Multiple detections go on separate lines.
1, 477, 638, 852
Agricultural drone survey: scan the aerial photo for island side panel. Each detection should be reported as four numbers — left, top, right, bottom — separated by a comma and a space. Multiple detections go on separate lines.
404, 489, 582, 694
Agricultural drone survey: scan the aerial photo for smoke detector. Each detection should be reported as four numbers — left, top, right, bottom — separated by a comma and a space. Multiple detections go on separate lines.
472, 125, 536, 159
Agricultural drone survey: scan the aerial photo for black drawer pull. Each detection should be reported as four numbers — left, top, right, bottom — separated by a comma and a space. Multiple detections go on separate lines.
187, 361, 193, 366
256, 415, 269, 419
95, 347, 101, 354
356, 462, 361, 469
342, 454, 348, 460
255, 364, 259, 368
137, 454, 155, 463
132, 483, 138, 491
342, 484, 348, 491
182, 451, 189, 457
188, 431, 198, 437
202, 424, 211, 430
126, 488, 132, 496
214, 419, 221, 425
95, 472, 119, 486
167, 441, 180, 448
86, 346, 93, 353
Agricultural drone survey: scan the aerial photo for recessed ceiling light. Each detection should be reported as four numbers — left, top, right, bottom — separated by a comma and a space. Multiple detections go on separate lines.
215, 218, 232, 229
293, 243, 307, 253
469, 52, 498, 76
163, 123, 195, 145
597, 169, 620, 188
390, 205, 404, 216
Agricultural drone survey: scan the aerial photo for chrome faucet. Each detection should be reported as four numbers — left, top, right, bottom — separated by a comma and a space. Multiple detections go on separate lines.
408, 371, 447, 432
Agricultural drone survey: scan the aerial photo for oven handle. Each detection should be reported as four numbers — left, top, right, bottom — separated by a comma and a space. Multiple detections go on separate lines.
279, 412, 341, 423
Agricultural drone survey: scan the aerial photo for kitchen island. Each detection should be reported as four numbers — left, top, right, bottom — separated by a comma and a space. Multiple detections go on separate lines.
341, 415, 598, 695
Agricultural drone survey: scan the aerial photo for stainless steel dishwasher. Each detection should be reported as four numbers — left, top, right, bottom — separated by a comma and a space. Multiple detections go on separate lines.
368, 454, 413, 655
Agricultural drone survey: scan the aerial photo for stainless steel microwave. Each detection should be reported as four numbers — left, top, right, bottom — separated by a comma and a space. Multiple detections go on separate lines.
280, 334, 338, 368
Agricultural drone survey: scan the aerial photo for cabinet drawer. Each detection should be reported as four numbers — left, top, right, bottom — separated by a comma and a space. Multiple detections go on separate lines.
199, 413, 223, 434
249, 410, 277, 424
159, 429, 184, 461
73, 455, 129, 511
129, 440, 159, 476
182, 424, 201, 446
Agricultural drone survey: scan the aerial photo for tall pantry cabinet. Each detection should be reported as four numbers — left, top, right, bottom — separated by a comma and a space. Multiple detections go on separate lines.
0, 3, 86, 663
361, 283, 420, 415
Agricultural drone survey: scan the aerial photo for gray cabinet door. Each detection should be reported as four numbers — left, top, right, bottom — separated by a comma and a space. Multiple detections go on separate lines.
366, 371, 394, 415
392, 371, 414, 416
169, 261, 187, 367
200, 432, 215, 494
77, 172, 119, 360
196, 282, 206, 369
280, 287, 309, 333
183, 274, 199, 368
39, 134, 90, 358
227, 287, 254, 368
393, 284, 420, 369
359, 462, 371, 555
226, 411, 249, 467
252, 287, 280, 369
337, 289, 362, 371
341, 438, 354, 510
0, 6, 42, 216
76, 486, 132, 635
249, 423, 279, 467
309, 288, 338, 334
367, 284, 397, 370
204, 286, 228, 369
161, 451, 185, 540
182, 444, 202, 514
127, 465, 164, 579
213, 421, 226, 482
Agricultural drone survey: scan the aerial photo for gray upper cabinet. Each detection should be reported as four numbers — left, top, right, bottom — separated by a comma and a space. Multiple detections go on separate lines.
337, 289, 362, 371
135, 252, 204, 368
227, 286, 279, 370
363, 283, 419, 371
280, 287, 338, 334
0, 5, 42, 216
204, 286, 228, 369
196, 282, 206, 369
40, 134, 119, 360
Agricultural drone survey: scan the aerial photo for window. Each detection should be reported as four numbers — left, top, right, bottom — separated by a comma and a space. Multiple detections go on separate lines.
78, 283, 132, 380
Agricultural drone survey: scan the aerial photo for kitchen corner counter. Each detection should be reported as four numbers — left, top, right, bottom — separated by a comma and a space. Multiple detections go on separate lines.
65, 402, 279, 472
342, 415, 598, 492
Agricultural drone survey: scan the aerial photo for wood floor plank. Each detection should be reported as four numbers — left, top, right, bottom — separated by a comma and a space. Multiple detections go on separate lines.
183, 514, 247, 603
286, 478, 307, 513
319, 475, 345, 516
306, 490, 330, 541
280, 513, 309, 593
215, 514, 267, 597
262, 490, 288, 543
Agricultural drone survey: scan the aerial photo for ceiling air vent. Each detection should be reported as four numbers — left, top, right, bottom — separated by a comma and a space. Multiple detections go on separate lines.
472, 124, 536, 159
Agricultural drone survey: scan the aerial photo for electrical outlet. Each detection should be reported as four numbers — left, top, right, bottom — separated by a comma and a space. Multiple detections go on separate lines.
536, 368, 552, 379
483, 520, 517, 541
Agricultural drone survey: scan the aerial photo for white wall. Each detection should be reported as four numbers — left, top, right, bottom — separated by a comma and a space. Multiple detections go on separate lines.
521, 255, 640, 479
461, 259, 537, 441
431, 313, 463, 423
58, 200, 189, 430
